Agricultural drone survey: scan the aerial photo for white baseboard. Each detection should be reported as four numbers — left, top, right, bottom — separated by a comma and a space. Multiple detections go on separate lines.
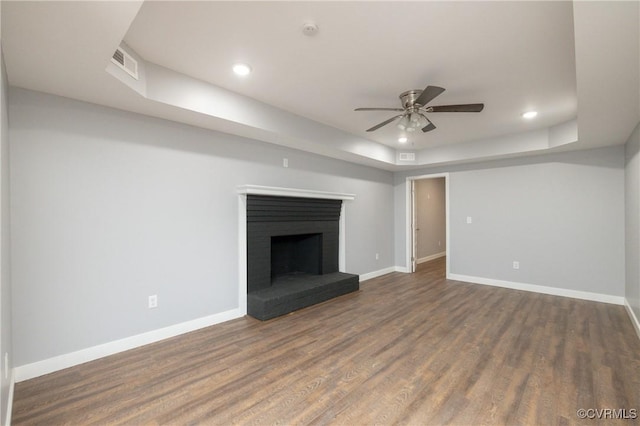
417, 252, 446, 264
5, 371, 14, 426
624, 299, 640, 341
358, 266, 396, 282
448, 273, 625, 305
14, 307, 244, 383
358, 266, 413, 281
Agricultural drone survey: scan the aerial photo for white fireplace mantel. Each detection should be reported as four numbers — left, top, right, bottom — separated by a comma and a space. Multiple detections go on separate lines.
237, 184, 355, 201
237, 185, 355, 316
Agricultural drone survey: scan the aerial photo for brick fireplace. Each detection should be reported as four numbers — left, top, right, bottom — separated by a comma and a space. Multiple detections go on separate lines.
238, 186, 358, 320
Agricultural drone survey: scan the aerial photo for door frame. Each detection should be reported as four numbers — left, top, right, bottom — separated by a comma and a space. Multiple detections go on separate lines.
405, 173, 450, 275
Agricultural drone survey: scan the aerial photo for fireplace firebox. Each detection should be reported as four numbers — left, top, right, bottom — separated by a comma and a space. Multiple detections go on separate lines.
271, 233, 322, 279
246, 195, 359, 320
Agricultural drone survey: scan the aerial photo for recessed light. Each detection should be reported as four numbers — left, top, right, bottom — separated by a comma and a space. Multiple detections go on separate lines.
398, 137, 408, 143
522, 111, 538, 119
232, 63, 252, 76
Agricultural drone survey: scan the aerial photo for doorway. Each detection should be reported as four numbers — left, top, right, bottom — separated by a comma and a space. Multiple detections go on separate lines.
406, 174, 449, 275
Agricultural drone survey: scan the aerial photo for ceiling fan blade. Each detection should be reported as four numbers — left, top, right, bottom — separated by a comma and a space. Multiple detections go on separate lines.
414, 85, 445, 107
355, 107, 405, 112
366, 114, 404, 132
422, 120, 436, 132
429, 103, 484, 113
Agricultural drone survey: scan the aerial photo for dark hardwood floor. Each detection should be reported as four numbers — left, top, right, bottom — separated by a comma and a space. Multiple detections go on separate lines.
12, 257, 640, 425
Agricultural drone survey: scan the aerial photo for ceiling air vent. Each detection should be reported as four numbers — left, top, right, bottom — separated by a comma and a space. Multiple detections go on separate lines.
111, 47, 138, 80
398, 152, 416, 162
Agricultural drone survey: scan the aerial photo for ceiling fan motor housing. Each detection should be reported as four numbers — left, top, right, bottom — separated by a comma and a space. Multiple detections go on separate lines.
400, 90, 423, 108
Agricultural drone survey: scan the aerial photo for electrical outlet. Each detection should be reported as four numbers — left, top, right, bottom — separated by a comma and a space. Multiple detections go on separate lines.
283, 158, 289, 168
148, 294, 158, 309
375, 253, 379, 260
513, 261, 520, 270
466, 216, 472, 224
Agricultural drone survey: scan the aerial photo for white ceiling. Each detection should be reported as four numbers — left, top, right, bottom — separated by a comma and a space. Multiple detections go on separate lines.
2, 1, 639, 171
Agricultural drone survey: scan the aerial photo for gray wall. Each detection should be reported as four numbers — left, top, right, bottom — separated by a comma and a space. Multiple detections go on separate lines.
395, 147, 626, 297
626, 121, 640, 322
9, 88, 394, 366
414, 178, 446, 260
0, 42, 13, 426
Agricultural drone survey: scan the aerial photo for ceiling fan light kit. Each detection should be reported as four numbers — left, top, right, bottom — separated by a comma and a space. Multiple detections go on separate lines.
397, 113, 428, 132
355, 84, 484, 133
397, 115, 411, 131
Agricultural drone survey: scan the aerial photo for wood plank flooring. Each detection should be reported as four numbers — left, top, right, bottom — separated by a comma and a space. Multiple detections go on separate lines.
12, 258, 640, 425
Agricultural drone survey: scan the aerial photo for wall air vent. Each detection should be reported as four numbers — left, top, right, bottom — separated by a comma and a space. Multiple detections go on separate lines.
111, 47, 138, 80
398, 152, 416, 162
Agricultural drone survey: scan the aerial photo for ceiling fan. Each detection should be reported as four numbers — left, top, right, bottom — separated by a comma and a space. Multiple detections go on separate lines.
355, 84, 484, 133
